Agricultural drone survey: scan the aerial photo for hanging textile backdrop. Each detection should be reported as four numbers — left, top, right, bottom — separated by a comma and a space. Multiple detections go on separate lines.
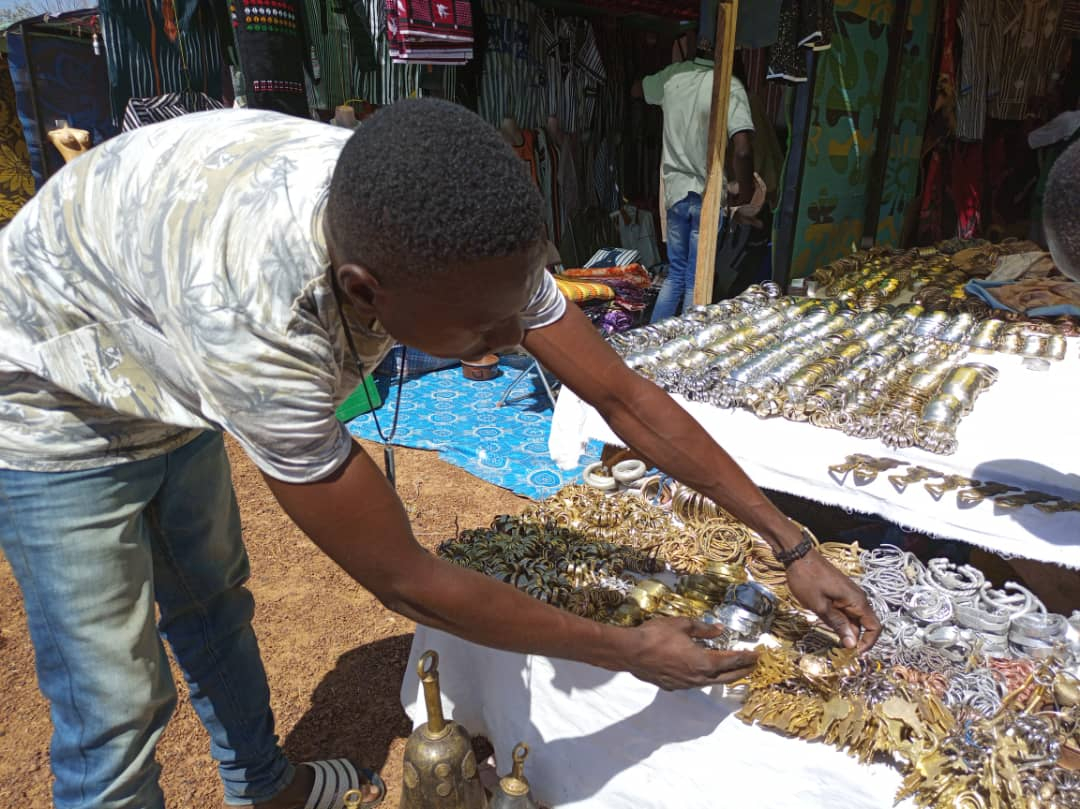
5, 22, 117, 189
874, 0, 936, 247
98, 0, 224, 125
788, 0, 935, 277
0, 57, 34, 226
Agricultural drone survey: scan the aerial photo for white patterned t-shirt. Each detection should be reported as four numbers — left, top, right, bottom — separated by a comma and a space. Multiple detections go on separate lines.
0, 109, 565, 483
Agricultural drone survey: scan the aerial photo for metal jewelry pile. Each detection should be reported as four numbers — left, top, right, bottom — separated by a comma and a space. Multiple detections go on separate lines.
858, 544, 1079, 719
830, 454, 1080, 514
442, 483, 1080, 806
437, 483, 842, 640
608, 283, 1041, 455
808, 241, 1080, 338
739, 644, 1080, 809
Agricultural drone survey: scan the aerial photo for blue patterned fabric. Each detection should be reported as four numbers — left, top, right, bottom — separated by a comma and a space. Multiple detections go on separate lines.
6, 18, 118, 189
346, 355, 602, 499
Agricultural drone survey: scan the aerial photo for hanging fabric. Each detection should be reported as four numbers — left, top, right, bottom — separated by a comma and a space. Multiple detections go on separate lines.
0, 56, 34, 226
304, 0, 378, 112
98, 0, 224, 125
229, 0, 311, 116
122, 91, 226, 130
735, 0, 783, 48
955, 0, 993, 141
477, 0, 544, 128
535, 12, 606, 134
385, 0, 474, 64
985, 0, 1068, 122
5, 15, 118, 189
355, 0, 458, 106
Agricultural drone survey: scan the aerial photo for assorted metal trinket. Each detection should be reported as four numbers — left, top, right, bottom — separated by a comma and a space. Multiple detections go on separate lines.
609, 285, 1028, 456
808, 241, 1080, 338
830, 455, 1080, 515
857, 543, 1080, 689
437, 484, 836, 638
400, 651, 489, 809
443, 483, 1080, 807
739, 645, 1080, 809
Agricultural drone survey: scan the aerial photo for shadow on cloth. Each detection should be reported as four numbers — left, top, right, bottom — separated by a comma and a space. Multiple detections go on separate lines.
430, 650, 723, 805
970, 459, 1080, 547
283, 634, 414, 771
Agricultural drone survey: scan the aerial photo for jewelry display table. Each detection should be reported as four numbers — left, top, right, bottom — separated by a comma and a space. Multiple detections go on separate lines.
548, 342, 1080, 568
400, 626, 914, 809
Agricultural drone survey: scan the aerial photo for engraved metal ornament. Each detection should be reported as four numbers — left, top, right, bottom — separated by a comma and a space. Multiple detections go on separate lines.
400, 651, 488, 809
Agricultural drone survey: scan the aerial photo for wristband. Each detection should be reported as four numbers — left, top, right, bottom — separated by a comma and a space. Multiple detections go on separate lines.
774, 524, 817, 567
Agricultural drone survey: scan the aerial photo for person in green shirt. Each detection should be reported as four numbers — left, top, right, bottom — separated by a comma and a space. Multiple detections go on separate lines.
633, 42, 758, 321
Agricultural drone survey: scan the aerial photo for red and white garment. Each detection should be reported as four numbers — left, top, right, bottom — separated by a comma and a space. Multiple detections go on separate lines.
386, 0, 474, 65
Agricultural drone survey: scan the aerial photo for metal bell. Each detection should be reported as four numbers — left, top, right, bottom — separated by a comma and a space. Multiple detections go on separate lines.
400, 651, 488, 809
488, 744, 539, 809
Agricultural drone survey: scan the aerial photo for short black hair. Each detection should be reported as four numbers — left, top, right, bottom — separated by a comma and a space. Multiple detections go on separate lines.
1045, 138, 1080, 271
326, 98, 545, 285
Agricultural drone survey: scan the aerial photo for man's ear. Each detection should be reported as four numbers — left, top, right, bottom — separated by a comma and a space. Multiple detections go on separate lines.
337, 263, 381, 314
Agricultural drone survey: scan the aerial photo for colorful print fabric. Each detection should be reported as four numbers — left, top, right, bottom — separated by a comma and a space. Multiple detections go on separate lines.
787, 0, 935, 277
0, 57, 34, 226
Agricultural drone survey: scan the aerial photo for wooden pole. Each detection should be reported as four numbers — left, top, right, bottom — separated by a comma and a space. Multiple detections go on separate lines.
692, 0, 739, 306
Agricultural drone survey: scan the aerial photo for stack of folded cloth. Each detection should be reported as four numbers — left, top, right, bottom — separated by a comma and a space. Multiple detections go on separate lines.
555, 263, 655, 335
385, 0, 473, 64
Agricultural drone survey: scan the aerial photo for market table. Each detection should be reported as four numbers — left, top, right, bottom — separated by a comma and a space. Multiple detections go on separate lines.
548, 340, 1080, 569
400, 626, 914, 809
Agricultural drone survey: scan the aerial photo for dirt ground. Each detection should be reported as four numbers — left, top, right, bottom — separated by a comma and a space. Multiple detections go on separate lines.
0, 438, 527, 808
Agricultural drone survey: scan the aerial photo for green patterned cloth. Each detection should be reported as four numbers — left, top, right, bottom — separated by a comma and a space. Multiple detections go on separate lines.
787, 0, 936, 277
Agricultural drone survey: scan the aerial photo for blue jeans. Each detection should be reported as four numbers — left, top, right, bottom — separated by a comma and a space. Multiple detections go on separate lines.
0, 431, 292, 809
651, 192, 704, 323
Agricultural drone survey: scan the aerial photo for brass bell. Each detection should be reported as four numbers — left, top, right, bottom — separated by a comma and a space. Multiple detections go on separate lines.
400, 651, 488, 809
489, 744, 539, 809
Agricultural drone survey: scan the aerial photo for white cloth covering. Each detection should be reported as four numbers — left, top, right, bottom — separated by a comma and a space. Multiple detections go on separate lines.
549, 342, 1080, 568
401, 626, 914, 809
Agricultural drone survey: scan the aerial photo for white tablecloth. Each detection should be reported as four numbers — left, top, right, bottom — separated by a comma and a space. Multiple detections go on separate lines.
401, 627, 913, 809
548, 346, 1080, 568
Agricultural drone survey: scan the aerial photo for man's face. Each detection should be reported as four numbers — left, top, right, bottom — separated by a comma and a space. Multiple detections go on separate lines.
362, 243, 546, 361
1047, 223, 1080, 282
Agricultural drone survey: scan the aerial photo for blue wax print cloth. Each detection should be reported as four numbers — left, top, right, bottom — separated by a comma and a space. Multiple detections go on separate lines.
346, 354, 603, 500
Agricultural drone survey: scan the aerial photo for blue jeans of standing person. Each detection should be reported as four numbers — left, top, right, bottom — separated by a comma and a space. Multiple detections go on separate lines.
0, 431, 293, 809
652, 191, 707, 323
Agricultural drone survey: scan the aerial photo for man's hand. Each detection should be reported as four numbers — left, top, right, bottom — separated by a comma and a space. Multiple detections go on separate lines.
785, 551, 881, 653
263, 441, 755, 691
625, 618, 758, 690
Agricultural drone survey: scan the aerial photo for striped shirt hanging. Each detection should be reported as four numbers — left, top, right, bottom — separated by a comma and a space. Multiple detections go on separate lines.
98, 0, 224, 125
985, 0, 1067, 122
122, 90, 225, 130
478, 0, 544, 128
956, 0, 993, 141
535, 12, 606, 134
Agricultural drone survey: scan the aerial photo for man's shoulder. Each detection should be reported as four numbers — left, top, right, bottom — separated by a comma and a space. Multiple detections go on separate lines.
104, 109, 351, 169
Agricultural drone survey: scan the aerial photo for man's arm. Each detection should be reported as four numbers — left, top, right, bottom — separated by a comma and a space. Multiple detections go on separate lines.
263, 440, 757, 690
523, 306, 882, 651
729, 131, 755, 207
